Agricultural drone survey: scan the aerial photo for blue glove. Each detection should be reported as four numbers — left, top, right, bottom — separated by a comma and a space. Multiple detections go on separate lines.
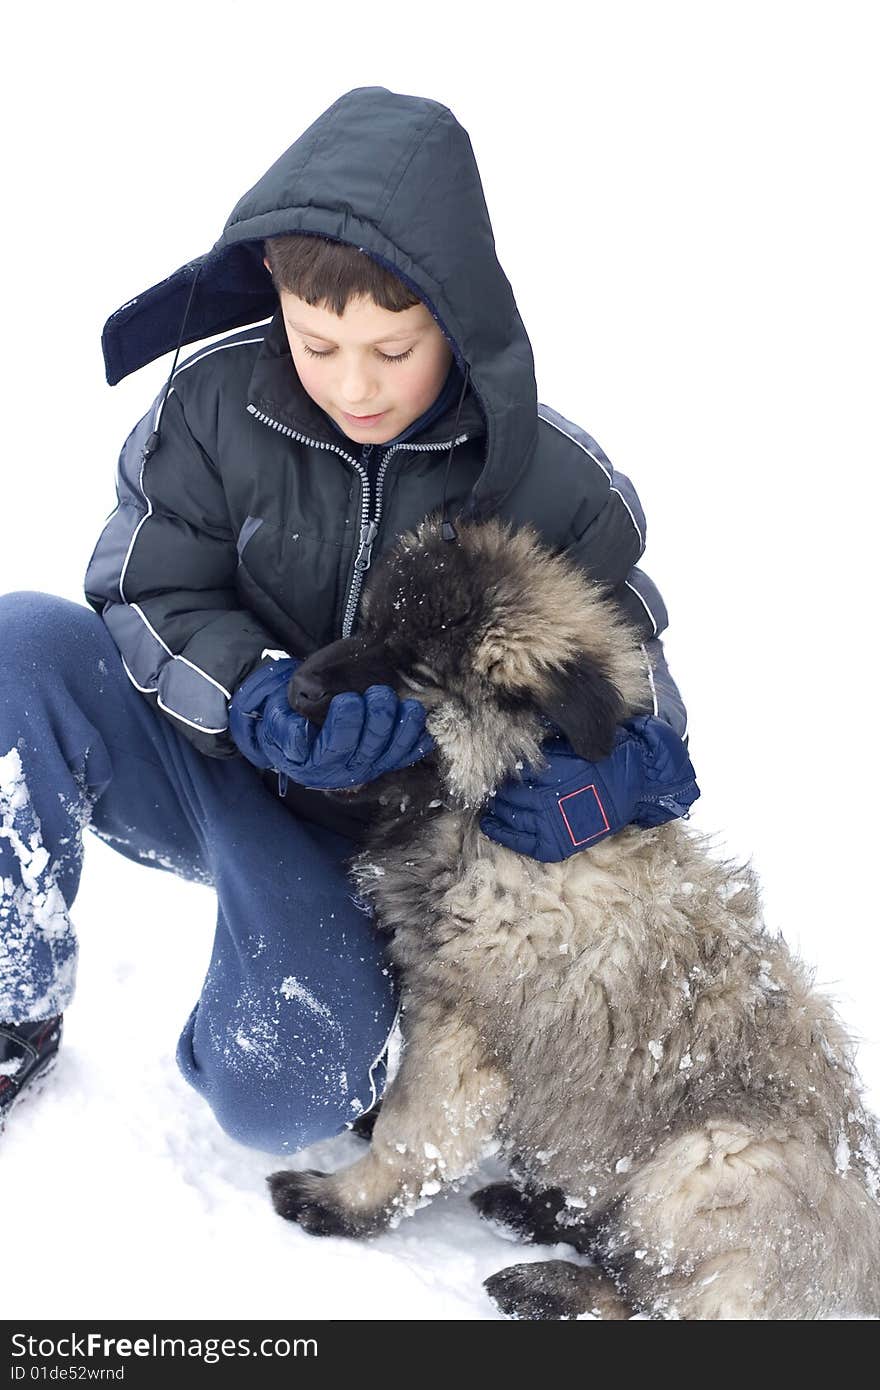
479, 715, 700, 862
228, 657, 435, 790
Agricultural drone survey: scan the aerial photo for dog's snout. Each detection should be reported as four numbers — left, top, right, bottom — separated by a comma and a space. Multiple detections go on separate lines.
288, 668, 332, 721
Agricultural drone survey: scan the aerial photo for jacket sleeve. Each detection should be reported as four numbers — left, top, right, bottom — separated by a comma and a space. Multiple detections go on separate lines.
84, 384, 287, 758
553, 413, 690, 743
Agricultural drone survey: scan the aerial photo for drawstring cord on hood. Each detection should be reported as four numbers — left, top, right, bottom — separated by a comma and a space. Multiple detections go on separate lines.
440, 361, 470, 543
142, 262, 205, 459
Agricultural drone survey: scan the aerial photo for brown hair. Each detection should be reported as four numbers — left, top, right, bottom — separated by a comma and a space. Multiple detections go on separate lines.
263, 233, 421, 317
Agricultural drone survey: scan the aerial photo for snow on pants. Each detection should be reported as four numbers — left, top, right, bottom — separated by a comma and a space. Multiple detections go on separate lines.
0, 591, 398, 1154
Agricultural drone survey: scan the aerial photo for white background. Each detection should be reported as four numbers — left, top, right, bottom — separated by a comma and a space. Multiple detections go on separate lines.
2, 0, 877, 1320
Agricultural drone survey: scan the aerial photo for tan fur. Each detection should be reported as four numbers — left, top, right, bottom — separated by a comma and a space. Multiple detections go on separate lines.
438, 517, 650, 712
298, 1004, 509, 1233
272, 517, 880, 1319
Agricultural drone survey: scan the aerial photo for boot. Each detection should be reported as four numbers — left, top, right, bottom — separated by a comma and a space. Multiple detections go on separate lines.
0, 1015, 63, 1132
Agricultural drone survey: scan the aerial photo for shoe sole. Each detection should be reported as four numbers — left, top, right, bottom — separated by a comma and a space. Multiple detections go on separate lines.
0, 1053, 59, 1134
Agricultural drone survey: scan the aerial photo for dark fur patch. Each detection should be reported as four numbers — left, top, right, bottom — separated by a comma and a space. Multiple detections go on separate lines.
484, 1260, 596, 1319
486, 1260, 631, 1320
471, 1182, 566, 1243
349, 1106, 381, 1141
289, 634, 399, 723
472, 1182, 599, 1253
267, 1170, 387, 1239
540, 657, 626, 761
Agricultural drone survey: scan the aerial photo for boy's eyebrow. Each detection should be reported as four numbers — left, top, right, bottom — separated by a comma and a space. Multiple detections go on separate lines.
286, 318, 426, 345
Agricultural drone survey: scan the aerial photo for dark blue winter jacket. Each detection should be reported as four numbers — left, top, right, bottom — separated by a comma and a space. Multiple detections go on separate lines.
84, 86, 690, 839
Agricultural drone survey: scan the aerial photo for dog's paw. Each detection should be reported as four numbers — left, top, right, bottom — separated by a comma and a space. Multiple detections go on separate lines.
485, 1259, 628, 1320
485, 1261, 582, 1319
471, 1182, 565, 1243
267, 1169, 353, 1237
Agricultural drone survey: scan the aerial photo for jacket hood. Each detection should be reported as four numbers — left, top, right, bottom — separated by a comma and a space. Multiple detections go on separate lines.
101, 86, 539, 521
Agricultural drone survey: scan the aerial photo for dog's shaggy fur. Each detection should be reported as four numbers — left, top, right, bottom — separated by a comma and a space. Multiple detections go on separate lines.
268, 514, 880, 1320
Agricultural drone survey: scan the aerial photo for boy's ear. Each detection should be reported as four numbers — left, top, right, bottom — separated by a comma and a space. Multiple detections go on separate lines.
540, 657, 625, 762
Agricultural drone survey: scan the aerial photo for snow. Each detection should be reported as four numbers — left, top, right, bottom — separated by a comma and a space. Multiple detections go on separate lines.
2, 0, 879, 1323
0, 747, 80, 1020
2, 837, 541, 1320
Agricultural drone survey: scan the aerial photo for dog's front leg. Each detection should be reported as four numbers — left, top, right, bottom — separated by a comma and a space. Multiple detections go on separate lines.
268, 1005, 509, 1238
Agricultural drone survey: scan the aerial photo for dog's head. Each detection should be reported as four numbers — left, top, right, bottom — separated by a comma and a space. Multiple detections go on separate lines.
289, 514, 652, 808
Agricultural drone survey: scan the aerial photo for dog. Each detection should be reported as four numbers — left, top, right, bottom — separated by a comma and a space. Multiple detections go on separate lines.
267, 512, 880, 1320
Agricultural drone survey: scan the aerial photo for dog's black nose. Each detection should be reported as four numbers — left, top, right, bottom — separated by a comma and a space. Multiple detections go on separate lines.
290, 669, 327, 704
288, 669, 332, 720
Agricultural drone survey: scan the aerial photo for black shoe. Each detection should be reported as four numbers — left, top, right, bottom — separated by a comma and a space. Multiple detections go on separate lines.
349, 1101, 381, 1141
0, 1015, 63, 1131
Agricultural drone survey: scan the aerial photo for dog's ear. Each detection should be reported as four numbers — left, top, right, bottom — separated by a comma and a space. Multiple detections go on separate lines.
541, 657, 625, 762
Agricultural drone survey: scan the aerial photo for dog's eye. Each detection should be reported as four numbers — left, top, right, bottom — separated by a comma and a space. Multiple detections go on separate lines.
398, 664, 441, 693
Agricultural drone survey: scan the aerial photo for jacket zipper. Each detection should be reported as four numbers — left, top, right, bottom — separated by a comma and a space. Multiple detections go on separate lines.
247, 403, 469, 639
638, 779, 698, 819
342, 437, 469, 637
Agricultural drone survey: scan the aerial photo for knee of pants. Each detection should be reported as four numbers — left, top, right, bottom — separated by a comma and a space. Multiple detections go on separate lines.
176, 1007, 386, 1156
0, 591, 100, 672
209, 1077, 370, 1156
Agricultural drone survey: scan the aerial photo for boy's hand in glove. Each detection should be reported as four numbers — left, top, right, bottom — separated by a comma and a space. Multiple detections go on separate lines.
478, 715, 699, 863
228, 657, 435, 789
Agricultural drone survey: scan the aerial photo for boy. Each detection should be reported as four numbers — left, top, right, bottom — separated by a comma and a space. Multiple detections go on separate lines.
0, 87, 697, 1146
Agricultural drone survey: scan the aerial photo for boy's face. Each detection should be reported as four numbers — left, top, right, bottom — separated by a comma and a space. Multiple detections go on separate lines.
269, 270, 454, 444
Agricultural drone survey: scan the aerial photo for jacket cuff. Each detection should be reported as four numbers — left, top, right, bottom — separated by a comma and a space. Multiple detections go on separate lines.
623, 715, 701, 826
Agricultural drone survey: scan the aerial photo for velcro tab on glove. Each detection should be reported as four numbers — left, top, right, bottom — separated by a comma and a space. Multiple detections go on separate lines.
557, 782, 611, 846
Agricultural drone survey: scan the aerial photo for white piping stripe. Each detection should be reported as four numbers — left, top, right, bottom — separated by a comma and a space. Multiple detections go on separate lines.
363, 1002, 401, 1115
153, 385, 176, 434
121, 655, 229, 733
128, 604, 233, 698
640, 643, 660, 717
625, 579, 659, 635
155, 695, 228, 735
610, 486, 644, 549
153, 334, 267, 431
538, 408, 611, 480
118, 456, 151, 603
129, 602, 173, 656
538, 409, 644, 553
175, 658, 227, 700
119, 451, 237, 720
171, 333, 267, 380
120, 654, 156, 695
113, 329, 269, 739
176, 657, 232, 701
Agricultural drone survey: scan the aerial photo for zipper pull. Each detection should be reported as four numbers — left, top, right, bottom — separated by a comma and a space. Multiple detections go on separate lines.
354, 520, 379, 572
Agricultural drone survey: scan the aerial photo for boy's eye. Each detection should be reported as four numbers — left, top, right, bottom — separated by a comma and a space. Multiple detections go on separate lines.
301, 343, 415, 364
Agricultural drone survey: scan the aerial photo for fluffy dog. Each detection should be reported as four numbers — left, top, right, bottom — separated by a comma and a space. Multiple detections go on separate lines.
268, 513, 880, 1320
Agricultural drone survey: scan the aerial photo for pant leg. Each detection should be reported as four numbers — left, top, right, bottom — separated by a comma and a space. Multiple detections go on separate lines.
0, 592, 397, 1153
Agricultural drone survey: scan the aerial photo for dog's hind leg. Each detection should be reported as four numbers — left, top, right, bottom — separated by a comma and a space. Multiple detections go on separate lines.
601, 1121, 880, 1319
268, 1003, 509, 1238
485, 1259, 631, 1320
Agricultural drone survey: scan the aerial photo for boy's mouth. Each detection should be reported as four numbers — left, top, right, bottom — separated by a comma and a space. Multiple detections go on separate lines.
342, 410, 387, 424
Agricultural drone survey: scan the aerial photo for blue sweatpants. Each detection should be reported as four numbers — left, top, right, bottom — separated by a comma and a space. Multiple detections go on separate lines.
0, 591, 397, 1153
